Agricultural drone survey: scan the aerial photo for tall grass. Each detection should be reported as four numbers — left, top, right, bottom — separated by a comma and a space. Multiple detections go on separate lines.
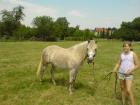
0, 40, 140, 105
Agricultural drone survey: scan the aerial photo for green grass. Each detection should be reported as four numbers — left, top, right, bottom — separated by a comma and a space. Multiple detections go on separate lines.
0, 40, 140, 105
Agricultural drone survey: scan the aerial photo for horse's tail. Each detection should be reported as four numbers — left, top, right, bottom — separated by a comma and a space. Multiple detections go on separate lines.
36, 54, 44, 81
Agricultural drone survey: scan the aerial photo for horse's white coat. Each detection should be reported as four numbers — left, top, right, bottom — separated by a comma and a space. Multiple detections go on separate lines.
37, 40, 97, 94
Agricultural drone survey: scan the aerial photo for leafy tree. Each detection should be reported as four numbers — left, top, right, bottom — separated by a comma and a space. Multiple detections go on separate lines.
112, 17, 140, 41
13, 5, 25, 27
13, 6, 24, 21
0, 5, 25, 38
73, 28, 83, 39
54, 17, 69, 40
13, 25, 35, 40
67, 27, 76, 37
0, 21, 3, 37
131, 17, 140, 31
32, 16, 54, 40
1, 9, 15, 37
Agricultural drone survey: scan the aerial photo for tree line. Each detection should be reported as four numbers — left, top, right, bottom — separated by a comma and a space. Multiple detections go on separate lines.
0, 5, 140, 41
0, 5, 95, 41
112, 17, 140, 41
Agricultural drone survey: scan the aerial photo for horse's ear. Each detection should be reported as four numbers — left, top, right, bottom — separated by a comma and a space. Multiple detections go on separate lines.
88, 40, 90, 43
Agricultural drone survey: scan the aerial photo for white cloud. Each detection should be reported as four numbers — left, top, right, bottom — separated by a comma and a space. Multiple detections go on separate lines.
0, 0, 58, 26
68, 10, 85, 18
66, 10, 87, 29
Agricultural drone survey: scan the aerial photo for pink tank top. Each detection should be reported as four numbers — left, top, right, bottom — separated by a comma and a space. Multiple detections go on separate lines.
119, 51, 135, 73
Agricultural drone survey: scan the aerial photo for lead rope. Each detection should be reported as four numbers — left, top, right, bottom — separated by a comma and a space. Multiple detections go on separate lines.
114, 72, 118, 96
104, 72, 118, 97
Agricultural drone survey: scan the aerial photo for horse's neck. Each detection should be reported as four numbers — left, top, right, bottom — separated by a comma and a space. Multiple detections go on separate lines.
68, 41, 88, 61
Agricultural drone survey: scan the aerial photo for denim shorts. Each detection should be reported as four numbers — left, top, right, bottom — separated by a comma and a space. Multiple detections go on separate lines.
118, 72, 133, 80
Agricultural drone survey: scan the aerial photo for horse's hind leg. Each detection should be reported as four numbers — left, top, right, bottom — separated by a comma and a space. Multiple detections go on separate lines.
50, 64, 56, 85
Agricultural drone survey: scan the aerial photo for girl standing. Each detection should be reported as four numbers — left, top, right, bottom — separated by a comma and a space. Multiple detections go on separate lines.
113, 42, 139, 105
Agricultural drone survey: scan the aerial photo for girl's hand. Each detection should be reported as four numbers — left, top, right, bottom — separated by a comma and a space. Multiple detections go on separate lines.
125, 70, 133, 75
112, 70, 117, 73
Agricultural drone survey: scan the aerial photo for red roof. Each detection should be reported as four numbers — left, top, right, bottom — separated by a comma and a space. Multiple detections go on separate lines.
95, 28, 108, 32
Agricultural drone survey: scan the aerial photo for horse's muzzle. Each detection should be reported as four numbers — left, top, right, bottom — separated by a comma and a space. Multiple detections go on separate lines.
87, 54, 96, 64
87, 58, 94, 64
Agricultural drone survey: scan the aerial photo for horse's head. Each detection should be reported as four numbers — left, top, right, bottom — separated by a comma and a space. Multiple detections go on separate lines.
87, 40, 97, 64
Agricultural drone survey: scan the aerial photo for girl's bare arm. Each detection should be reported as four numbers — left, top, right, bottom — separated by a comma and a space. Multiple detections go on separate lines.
132, 52, 139, 72
112, 57, 121, 73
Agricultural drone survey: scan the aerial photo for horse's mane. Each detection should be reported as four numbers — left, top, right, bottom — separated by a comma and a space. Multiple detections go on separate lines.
68, 41, 88, 51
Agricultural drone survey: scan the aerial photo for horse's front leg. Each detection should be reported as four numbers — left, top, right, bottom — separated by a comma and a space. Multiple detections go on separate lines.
69, 69, 78, 95
50, 64, 56, 85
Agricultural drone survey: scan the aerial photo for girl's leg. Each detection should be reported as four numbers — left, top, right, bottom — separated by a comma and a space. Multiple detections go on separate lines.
126, 79, 135, 105
120, 79, 126, 105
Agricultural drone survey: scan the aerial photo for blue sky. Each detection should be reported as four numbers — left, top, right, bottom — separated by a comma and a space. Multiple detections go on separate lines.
0, 0, 140, 29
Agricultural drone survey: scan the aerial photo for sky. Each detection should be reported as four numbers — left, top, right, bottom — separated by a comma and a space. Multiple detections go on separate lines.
0, 0, 140, 29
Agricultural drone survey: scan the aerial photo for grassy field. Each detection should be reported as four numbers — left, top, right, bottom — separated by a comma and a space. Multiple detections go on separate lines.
0, 40, 140, 105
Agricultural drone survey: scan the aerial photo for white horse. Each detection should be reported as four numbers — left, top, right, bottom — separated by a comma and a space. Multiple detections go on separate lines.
37, 40, 97, 94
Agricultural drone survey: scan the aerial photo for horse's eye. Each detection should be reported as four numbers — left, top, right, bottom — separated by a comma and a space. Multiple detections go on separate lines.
95, 49, 97, 52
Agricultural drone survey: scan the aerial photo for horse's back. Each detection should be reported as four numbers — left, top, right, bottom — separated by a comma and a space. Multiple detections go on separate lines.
43, 45, 66, 53
42, 45, 78, 68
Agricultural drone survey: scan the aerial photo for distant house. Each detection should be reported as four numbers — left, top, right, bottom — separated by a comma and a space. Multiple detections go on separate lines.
94, 28, 114, 37
94, 28, 105, 36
